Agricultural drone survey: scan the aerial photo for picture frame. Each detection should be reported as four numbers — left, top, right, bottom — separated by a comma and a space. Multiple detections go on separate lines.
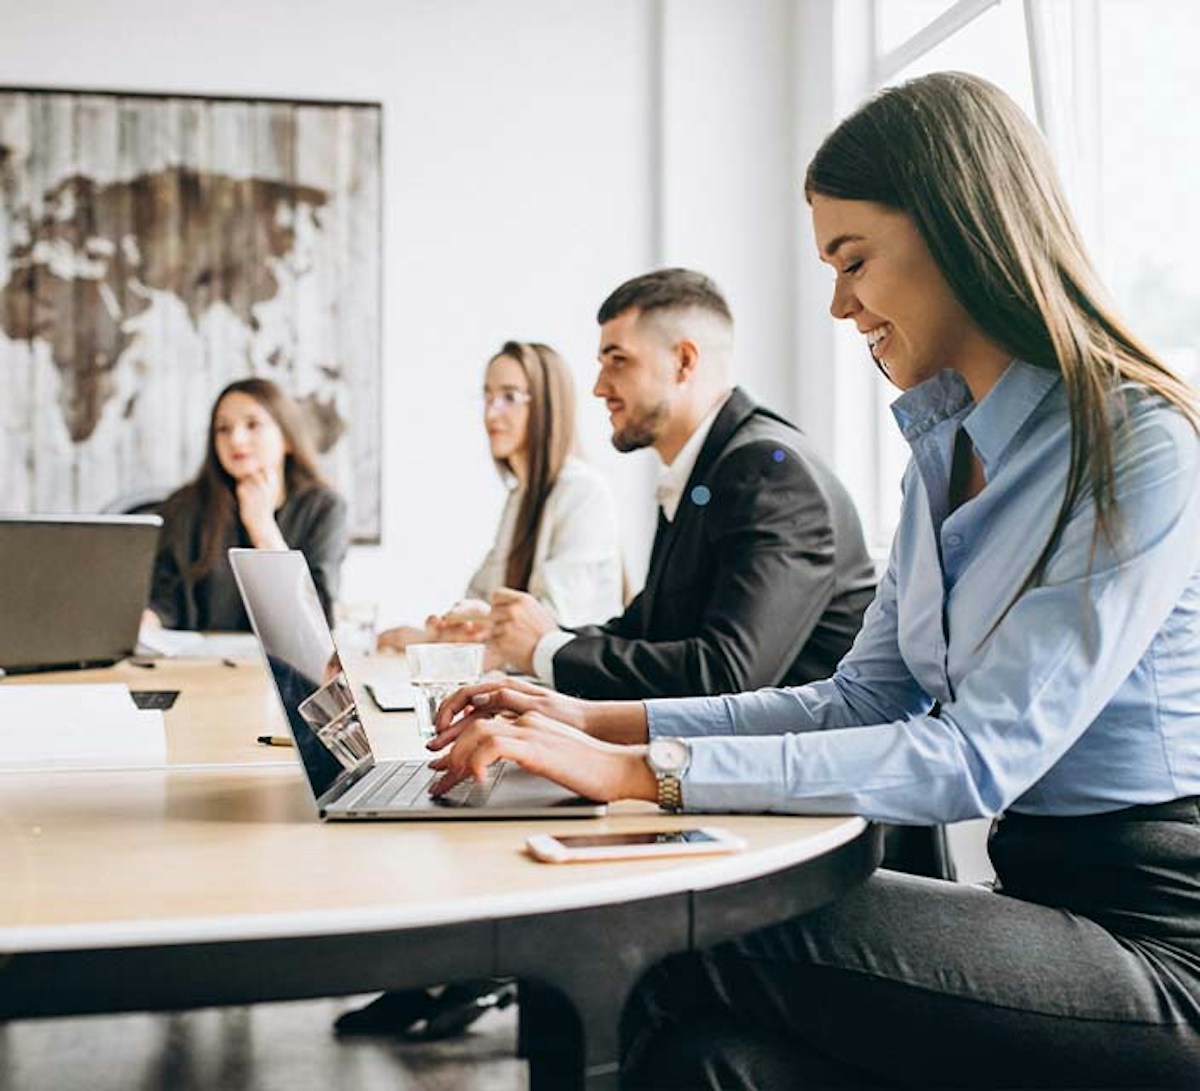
0, 86, 382, 541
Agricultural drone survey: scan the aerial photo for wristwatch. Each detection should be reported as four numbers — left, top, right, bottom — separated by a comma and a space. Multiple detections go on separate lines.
646, 737, 691, 812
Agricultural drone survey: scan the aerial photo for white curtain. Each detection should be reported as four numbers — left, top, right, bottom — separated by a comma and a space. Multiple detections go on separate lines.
1023, 0, 1106, 272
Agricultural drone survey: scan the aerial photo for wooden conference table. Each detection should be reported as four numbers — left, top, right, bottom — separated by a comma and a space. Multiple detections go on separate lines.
0, 655, 881, 1090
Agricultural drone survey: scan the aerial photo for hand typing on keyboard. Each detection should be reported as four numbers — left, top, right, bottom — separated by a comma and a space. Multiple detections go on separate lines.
436, 763, 505, 807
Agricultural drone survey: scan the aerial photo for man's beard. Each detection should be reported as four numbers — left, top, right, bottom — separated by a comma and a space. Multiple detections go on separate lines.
611, 400, 669, 453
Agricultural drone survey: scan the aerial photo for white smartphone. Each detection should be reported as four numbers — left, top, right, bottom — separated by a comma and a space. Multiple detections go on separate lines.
525, 826, 747, 863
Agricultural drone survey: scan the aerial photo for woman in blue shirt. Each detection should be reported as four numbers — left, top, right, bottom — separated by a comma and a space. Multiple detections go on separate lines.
429, 73, 1200, 1086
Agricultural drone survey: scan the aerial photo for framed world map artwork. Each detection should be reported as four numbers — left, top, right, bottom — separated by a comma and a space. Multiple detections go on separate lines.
0, 88, 382, 540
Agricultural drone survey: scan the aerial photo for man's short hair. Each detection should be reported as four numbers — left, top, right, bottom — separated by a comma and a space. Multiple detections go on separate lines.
596, 268, 733, 327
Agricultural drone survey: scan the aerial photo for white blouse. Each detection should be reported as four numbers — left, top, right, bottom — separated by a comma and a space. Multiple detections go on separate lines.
465, 456, 624, 627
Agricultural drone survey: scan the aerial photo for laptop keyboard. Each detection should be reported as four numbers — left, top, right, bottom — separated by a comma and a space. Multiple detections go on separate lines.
440, 762, 505, 808
346, 760, 505, 811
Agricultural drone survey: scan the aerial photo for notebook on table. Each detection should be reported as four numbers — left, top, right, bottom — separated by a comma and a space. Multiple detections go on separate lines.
229, 547, 605, 821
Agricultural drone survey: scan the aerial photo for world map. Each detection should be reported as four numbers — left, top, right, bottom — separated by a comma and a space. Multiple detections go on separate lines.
0, 93, 380, 537
0, 161, 338, 444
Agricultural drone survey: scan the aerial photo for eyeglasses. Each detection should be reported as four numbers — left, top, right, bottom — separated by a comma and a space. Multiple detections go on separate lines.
482, 390, 533, 412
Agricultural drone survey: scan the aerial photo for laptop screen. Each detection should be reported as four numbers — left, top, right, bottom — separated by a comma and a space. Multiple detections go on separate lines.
229, 549, 373, 802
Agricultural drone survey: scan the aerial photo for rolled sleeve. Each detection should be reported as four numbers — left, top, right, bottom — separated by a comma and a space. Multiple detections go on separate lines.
645, 695, 734, 739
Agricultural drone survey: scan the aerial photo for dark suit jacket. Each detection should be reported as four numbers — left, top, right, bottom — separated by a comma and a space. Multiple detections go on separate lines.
553, 388, 876, 699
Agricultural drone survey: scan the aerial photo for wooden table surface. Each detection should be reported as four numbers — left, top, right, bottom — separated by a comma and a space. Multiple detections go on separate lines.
0, 653, 878, 1089
0, 761, 865, 950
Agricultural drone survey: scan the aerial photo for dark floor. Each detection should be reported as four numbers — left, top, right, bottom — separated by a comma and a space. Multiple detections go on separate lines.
0, 995, 524, 1091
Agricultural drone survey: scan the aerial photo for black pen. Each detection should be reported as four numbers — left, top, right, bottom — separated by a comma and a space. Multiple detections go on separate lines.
256, 735, 293, 748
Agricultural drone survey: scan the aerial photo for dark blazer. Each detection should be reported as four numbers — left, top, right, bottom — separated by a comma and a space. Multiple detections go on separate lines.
553, 388, 876, 699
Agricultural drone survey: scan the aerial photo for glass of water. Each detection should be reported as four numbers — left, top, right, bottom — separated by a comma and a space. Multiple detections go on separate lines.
405, 642, 485, 741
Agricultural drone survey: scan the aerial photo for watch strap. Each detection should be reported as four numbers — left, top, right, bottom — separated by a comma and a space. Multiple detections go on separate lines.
656, 774, 683, 812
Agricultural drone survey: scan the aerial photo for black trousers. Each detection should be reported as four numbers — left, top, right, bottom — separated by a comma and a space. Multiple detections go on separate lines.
621, 798, 1200, 1089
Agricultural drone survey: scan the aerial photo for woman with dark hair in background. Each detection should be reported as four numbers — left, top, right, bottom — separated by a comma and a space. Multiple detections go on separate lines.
145, 377, 348, 631
377, 339, 623, 654
427, 73, 1200, 1087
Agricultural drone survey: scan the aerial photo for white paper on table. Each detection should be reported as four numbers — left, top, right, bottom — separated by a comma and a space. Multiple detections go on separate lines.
137, 629, 260, 660
0, 684, 167, 770
190, 633, 261, 659
136, 627, 204, 657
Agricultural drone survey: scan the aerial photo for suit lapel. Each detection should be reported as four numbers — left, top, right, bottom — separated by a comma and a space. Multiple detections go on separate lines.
640, 388, 758, 624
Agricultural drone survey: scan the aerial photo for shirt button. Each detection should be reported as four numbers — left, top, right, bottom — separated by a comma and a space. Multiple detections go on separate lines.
946, 534, 963, 548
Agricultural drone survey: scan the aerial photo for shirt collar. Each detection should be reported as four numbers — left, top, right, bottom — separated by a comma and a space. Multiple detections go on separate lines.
891, 360, 1060, 472
656, 394, 730, 522
962, 360, 1060, 471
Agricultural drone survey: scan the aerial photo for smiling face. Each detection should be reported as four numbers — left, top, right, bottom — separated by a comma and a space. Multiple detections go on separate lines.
212, 390, 289, 481
482, 354, 532, 465
811, 194, 1008, 396
593, 308, 677, 453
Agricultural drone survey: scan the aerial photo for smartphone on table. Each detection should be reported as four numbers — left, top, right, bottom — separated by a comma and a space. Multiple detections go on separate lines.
526, 826, 746, 863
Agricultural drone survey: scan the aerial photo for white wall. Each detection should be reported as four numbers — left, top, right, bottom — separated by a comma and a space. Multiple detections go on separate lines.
658, 0, 798, 413
0, 0, 827, 624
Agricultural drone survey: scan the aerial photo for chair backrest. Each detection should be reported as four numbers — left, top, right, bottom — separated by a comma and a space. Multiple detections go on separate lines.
100, 487, 171, 517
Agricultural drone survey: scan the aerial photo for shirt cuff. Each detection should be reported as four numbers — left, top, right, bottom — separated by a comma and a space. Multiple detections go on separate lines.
533, 629, 574, 686
645, 695, 737, 740
680, 735, 790, 812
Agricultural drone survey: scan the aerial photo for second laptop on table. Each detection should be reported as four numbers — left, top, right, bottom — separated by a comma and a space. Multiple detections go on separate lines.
230, 547, 604, 821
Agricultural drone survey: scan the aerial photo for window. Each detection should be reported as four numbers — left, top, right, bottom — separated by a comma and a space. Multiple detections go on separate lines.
844, 0, 1196, 548
875, 1, 959, 55
1095, 1, 1198, 384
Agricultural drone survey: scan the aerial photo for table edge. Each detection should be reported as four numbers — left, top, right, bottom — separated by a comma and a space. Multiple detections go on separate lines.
0, 817, 868, 953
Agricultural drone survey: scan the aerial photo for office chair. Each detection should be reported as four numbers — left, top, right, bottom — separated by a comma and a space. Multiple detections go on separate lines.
880, 824, 957, 880
99, 487, 170, 517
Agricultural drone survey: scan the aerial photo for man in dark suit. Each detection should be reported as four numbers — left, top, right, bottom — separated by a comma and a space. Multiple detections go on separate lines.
490, 267, 877, 698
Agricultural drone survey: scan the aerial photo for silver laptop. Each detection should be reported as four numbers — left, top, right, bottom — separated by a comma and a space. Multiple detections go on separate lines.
0, 514, 162, 674
229, 548, 605, 820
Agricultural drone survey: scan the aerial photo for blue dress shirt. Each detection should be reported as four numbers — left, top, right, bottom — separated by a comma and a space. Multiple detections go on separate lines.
646, 361, 1200, 823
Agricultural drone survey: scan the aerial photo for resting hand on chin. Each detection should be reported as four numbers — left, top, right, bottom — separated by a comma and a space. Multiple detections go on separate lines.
427, 711, 656, 804
236, 468, 287, 549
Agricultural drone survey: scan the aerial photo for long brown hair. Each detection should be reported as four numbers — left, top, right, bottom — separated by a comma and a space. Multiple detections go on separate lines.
186, 378, 327, 581
489, 342, 577, 591
805, 71, 1197, 600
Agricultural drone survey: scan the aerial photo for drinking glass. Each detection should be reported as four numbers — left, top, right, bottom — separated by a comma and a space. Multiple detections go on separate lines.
405, 643, 485, 741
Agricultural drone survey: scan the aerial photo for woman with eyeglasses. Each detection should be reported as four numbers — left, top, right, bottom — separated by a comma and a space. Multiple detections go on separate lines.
376, 340, 623, 656
144, 377, 347, 632
427, 74, 1200, 1086
345, 342, 623, 1040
